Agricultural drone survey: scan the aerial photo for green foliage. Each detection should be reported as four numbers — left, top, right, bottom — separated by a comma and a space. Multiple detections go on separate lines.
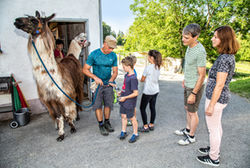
102, 22, 116, 41
117, 31, 126, 46
103, 21, 111, 41
234, 61, 250, 80
230, 61, 250, 99
125, 0, 250, 62
237, 34, 250, 61
111, 31, 116, 38
103, 22, 125, 45
230, 77, 250, 99
235, 61, 250, 74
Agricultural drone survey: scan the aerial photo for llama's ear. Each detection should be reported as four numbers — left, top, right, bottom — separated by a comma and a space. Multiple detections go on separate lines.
46, 13, 55, 22
35, 11, 40, 19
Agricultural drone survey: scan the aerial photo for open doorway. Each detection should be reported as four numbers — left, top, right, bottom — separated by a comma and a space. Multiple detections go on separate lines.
48, 21, 91, 100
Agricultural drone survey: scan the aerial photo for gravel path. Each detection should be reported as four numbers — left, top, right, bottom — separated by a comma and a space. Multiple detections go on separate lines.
0, 62, 249, 168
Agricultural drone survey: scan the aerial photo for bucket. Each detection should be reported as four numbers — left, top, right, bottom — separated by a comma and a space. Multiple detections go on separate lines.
13, 108, 30, 126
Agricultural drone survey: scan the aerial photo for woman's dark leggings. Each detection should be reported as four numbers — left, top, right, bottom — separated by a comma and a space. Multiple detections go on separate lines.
140, 93, 158, 125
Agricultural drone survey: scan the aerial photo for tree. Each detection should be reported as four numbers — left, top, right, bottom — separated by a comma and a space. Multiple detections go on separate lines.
103, 21, 111, 41
117, 31, 125, 46
125, 0, 206, 58
102, 22, 116, 41
125, 0, 250, 62
237, 33, 250, 61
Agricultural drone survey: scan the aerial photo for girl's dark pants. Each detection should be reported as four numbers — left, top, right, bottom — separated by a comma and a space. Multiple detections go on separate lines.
140, 93, 158, 125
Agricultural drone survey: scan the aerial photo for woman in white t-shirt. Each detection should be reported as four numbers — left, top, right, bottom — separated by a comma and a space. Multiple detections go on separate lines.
139, 50, 162, 132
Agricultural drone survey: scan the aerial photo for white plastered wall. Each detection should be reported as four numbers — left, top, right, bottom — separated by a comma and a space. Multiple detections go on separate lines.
0, 0, 101, 119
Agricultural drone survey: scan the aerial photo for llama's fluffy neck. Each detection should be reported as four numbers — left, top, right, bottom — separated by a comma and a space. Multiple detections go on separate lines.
67, 40, 82, 60
28, 36, 59, 81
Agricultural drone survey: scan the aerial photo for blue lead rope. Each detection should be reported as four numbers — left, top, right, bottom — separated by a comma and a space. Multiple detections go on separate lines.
31, 40, 99, 109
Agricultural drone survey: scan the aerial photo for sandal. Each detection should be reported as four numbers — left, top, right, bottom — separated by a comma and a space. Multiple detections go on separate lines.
138, 126, 149, 133
148, 125, 154, 131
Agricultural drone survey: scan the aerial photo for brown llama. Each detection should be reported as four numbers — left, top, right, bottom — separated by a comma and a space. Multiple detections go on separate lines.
14, 11, 85, 141
66, 32, 90, 121
67, 32, 90, 60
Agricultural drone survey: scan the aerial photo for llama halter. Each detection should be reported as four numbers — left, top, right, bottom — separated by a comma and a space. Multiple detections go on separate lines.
35, 21, 43, 34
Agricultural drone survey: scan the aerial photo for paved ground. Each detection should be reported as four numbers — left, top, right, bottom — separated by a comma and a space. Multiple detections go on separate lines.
1, 63, 250, 168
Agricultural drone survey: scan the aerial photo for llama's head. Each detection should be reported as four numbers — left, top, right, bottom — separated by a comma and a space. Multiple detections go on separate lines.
74, 33, 91, 48
14, 11, 55, 36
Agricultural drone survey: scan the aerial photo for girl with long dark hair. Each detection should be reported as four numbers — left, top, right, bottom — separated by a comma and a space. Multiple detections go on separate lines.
139, 50, 162, 132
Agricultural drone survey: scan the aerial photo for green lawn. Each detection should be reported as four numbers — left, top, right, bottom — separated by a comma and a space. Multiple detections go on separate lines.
230, 62, 250, 99
230, 77, 250, 99
235, 61, 250, 74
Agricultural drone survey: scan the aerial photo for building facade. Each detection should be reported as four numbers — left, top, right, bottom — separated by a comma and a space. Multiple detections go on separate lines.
0, 0, 102, 119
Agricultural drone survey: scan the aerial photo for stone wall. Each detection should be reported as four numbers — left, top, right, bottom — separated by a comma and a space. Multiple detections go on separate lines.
163, 57, 183, 73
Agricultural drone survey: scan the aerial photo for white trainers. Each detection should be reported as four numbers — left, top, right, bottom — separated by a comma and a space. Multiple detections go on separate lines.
174, 128, 189, 136
178, 134, 196, 145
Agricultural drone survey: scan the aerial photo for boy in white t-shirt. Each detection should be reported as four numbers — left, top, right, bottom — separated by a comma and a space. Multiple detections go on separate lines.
139, 50, 162, 132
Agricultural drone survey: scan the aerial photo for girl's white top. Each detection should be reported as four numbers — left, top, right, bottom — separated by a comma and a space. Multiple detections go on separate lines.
142, 64, 160, 95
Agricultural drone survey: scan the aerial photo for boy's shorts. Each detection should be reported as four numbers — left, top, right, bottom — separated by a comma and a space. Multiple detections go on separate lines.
120, 105, 134, 119
184, 85, 204, 112
93, 85, 113, 111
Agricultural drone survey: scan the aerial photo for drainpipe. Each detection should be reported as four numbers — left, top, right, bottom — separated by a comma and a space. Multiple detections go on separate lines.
99, 0, 103, 48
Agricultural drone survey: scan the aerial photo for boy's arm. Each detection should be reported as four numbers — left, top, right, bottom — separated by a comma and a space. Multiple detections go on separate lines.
124, 90, 139, 99
119, 90, 138, 102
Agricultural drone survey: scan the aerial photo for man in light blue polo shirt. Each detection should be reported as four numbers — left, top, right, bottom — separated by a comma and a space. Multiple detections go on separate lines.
83, 35, 118, 136
174, 23, 206, 145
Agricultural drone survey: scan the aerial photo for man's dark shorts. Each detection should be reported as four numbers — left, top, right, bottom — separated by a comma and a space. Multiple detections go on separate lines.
93, 85, 113, 111
120, 105, 134, 119
184, 85, 204, 112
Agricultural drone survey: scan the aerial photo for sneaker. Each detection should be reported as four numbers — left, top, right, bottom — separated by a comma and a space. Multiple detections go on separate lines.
196, 155, 220, 167
198, 146, 210, 155
138, 126, 149, 133
119, 131, 128, 140
174, 128, 189, 136
129, 134, 139, 143
148, 125, 154, 131
104, 121, 114, 132
99, 124, 109, 136
178, 134, 196, 145
127, 120, 132, 126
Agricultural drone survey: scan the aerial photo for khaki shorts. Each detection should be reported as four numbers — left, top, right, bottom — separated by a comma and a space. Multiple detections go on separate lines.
93, 85, 113, 111
184, 85, 204, 112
